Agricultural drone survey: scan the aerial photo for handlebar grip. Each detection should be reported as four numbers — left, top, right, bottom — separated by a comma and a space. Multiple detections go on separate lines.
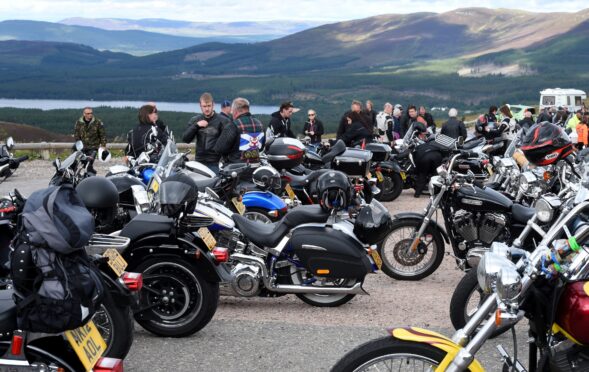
15, 155, 29, 163
0, 158, 9, 166
460, 151, 478, 158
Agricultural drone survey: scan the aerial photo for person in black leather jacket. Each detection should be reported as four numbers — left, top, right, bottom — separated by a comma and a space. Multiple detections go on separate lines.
412, 122, 444, 197
441, 108, 467, 139
126, 104, 169, 162
182, 92, 230, 174
341, 111, 373, 146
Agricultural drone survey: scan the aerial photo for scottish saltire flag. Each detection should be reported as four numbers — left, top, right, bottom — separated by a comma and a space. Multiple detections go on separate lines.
239, 132, 264, 151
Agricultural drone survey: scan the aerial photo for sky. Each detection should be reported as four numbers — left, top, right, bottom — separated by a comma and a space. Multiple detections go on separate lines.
1, 0, 588, 22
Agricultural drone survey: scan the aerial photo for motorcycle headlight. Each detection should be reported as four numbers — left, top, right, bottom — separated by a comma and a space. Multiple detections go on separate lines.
534, 197, 554, 223
477, 252, 514, 294
496, 265, 522, 304
519, 171, 536, 192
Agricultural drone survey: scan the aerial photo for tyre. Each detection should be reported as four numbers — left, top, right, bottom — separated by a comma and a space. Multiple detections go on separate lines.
244, 207, 276, 224
289, 261, 356, 307
131, 256, 220, 337
93, 289, 134, 359
0, 337, 84, 372
376, 171, 403, 202
332, 336, 470, 372
449, 268, 511, 338
377, 218, 445, 281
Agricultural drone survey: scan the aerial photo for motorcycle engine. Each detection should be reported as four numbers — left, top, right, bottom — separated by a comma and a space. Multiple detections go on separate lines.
230, 263, 261, 297
549, 337, 589, 372
453, 210, 506, 246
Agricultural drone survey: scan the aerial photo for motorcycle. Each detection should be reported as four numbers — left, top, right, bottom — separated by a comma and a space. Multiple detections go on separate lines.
0, 137, 28, 183
332, 176, 589, 371
377, 151, 539, 280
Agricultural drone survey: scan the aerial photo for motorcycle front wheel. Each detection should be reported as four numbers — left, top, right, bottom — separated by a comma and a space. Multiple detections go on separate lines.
377, 219, 445, 281
132, 256, 220, 337
332, 337, 473, 372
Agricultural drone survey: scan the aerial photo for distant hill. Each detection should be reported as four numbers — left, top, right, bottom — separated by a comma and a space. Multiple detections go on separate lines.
0, 20, 261, 55
0, 122, 73, 142
59, 17, 325, 40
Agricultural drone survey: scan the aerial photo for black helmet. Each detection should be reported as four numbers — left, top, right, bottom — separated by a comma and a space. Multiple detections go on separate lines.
353, 200, 393, 244
316, 171, 351, 211
159, 171, 198, 217
521, 122, 573, 166
412, 121, 427, 134
76, 176, 119, 232
252, 166, 281, 191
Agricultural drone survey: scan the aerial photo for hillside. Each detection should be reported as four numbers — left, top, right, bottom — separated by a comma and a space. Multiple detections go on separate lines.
0, 122, 73, 142
0, 20, 253, 55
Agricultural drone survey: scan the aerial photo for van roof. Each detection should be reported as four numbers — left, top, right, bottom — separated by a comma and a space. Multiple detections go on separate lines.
540, 88, 586, 95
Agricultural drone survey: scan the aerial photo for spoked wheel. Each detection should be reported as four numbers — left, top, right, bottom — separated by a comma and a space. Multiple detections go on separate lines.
377, 219, 445, 281
332, 337, 462, 372
92, 290, 134, 359
449, 268, 511, 338
289, 263, 357, 307
244, 207, 274, 224
133, 257, 219, 337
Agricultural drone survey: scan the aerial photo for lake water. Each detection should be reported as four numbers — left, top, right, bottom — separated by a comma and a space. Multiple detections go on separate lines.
0, 98, 277, 114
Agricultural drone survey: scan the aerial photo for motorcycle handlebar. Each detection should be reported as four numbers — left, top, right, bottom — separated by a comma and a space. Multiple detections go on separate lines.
14, 155, 29, 163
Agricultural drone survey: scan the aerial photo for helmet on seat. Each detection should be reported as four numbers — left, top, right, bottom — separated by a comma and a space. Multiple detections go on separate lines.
521, 122, 574, 166
252, 166, 281, 191
76, 176, 119, 232
316, 171, 352, 212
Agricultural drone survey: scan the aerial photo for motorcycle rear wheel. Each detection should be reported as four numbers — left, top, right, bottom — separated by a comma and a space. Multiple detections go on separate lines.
93, 289, 134, 359
290, 265, 357, 307
377, 219, 445, 281
331, 336, 474, 372
375, 171, 403, 202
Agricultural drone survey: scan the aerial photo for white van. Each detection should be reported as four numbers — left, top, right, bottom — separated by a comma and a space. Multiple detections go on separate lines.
539, 88, 586, 112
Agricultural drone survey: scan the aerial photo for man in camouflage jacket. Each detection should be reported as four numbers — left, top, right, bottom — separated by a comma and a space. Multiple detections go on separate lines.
74, 107, 107, 174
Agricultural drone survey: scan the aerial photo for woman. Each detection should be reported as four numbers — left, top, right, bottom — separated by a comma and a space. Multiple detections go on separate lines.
303, 109, 324, 144
341, 111, 373, 147
126, 104, 169, 160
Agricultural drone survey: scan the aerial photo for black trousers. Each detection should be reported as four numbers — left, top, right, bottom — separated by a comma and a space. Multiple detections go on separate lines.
414, 151, 443, 195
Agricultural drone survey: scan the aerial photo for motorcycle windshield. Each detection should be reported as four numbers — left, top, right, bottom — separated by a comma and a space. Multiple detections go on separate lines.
60, 151, 80, 171
154, 140, 178, 178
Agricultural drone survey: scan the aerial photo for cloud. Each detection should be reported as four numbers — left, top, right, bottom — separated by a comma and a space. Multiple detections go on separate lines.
1, 0, 587, 22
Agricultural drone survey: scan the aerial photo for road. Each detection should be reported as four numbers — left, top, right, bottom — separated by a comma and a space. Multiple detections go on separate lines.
0, 160, 528, 371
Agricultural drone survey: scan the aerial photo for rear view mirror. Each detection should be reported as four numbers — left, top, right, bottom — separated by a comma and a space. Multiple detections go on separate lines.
457, 136, 464, 146
6, 137, 14, 150
53, 158, 61, 170
75, 140, 84, 151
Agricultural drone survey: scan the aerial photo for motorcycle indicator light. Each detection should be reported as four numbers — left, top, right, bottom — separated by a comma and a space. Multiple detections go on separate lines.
317, 269, 330, 275
495, 310, 502, 326
122, 272, 143, 292
543, 171, 551, 181
94, 357, 124, 372
212, 247, 230, 263
268, 210, 279, 218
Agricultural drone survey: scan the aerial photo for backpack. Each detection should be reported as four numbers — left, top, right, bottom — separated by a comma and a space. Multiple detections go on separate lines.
10, 185, 104, 333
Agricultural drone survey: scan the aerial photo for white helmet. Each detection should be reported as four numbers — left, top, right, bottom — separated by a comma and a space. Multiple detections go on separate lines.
98, 147, 111, 163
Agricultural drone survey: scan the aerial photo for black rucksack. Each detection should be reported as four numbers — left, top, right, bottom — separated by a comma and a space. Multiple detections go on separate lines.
10, 185, 105, 333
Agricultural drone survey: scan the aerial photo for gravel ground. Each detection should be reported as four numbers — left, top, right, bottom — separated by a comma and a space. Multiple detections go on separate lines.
0, 160, 528, 371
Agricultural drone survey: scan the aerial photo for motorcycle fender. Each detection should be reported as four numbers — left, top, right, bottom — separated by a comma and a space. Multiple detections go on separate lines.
123, 234, 221, 283
377, 160, 402, 174
98, 269, 136, 309
242, 191, 287, 213
393, 212, 450, 244
390, 327, 484, 372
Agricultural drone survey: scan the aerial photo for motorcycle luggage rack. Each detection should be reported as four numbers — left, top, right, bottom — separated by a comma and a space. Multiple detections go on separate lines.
434, 133, 457, 149
178, 215, 214, 232
85, 234, 131, 255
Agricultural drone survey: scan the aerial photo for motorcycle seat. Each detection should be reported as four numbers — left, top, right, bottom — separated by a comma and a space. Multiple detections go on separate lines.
0, 289, 17, 336
511, 203, 535, 224
232, 205, 330, 247
320, 140, 346, 164
237, 181, 259, 193
461, 138, 485, 150
192, 177, 219, 192
286, 169, 330, 188
120, 214, 174, 241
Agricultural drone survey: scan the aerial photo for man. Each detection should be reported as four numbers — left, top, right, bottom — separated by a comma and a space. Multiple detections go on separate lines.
220, 99, 232, 121
364, 100, 377, 131
401, 105, 427, 137
536, 107, 552, 123
337, 100, 362, 140
519, 110, 535, 135
182, 92, 230, 174
376, 103, 393, 142
412, 122, 443, 198
419, 106, 436, 134
74, 107, 107, 174
576, 112, 589, 150
214, 97, 264, 167
303, 109, 324, 144
566, 109, 583, 131
441, 108, 467, 139
268, 101, 296, 139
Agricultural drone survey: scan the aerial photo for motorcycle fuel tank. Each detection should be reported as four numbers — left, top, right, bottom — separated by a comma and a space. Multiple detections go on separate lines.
454, 184, 512, 213
289, 224, 372, 279
555, 281, 589, 345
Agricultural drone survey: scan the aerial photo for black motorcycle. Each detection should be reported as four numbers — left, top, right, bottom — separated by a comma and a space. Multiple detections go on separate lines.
377, 151, 540, 280
0, 137, 28, 183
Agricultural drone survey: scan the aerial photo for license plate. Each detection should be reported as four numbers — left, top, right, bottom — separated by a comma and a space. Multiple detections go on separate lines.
231, 197, 246, 215
284, 183, 297, 201
487, 164, 494, 176
375, 170, 384, 183
370, 250, 383, 270
65, 320, 107, 372
102, 249, 128, 277
198, 227, 217, 251
399, 171, 407, 181
149, 178, 159, 194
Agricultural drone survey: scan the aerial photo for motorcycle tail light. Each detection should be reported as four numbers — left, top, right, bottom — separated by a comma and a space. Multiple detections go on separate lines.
121, 272, 143, 292
10, 334, 23, 356
267, 210, 279, 218
94, 357, 123, 372
212, 247, 230, 263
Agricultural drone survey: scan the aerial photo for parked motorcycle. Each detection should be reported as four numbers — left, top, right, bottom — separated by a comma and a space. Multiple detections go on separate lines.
0, 137, 28, 183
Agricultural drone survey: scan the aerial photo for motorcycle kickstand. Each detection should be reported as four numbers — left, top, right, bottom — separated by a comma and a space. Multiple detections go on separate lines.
497, 344, 527, 372
445, 252, 468, 271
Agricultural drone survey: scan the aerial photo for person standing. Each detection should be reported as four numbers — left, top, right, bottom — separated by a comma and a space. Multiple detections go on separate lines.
268, 101, 296, 140
567, 110, 583, 132
303, 109, 324, 144
519, 110, 535, 135
74, 107, 107, 174
419, 106, 436, 134
337, 100, 362, 140
364, 100, 377, 131
391, 106, 402, 141
182, 93, 230, 175
219, 99, 233, 121
376, 103, 393, 142
576, 112, 589, 150
126, 104, 169, 162
214, 97, 265, 168
441, 108, 467, 139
